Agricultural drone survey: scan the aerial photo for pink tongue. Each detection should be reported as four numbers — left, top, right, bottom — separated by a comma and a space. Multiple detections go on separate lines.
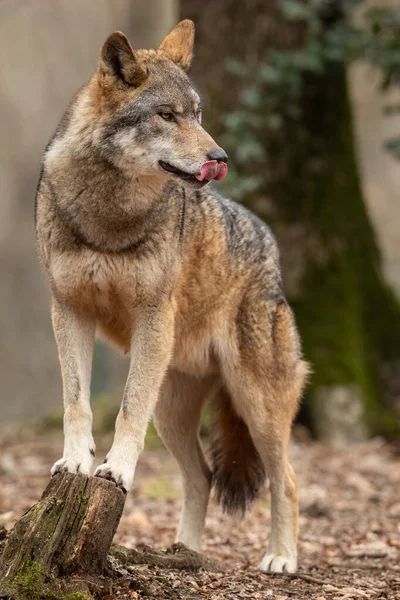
195, 160, 228, 182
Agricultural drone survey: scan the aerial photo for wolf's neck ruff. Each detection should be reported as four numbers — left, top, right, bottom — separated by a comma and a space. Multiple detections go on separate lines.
46, 149, 179, 254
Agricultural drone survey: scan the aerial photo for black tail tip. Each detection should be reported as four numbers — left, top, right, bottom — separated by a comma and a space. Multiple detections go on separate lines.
213, 468, 266, 517
210, 442, 267, 517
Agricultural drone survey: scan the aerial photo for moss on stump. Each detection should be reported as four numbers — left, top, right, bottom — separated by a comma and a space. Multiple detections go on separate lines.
0, 473, 125, 599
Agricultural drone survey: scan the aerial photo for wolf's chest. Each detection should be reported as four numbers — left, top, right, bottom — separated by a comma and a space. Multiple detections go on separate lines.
52, 251, 132, 303
51, 251, 136, 346
50, 248, 168, 351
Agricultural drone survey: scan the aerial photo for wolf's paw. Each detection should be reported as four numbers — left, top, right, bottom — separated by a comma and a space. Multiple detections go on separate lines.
94, 461, 131, 493
258, 553, 297, 573
51, 442, 95, 477
51, 455, 91, 476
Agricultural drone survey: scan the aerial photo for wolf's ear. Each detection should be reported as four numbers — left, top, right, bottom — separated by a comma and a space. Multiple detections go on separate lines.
98, 32, 147, 86
158, 20, 195, 72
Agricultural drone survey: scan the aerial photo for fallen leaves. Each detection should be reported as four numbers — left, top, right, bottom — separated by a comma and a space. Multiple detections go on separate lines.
346, 540, 398, 559
1, 432, 400, 599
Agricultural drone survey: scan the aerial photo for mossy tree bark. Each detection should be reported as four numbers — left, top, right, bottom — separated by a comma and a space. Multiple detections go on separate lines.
0, 473, 125, 598
181, 0, 400, 442
274, 63, 400, 442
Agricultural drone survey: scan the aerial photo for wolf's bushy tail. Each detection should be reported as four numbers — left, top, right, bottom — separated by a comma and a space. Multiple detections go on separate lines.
210, 389, 266, 517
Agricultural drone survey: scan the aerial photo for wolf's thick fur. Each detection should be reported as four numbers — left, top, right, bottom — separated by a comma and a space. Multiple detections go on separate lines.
35, 21, 308, 573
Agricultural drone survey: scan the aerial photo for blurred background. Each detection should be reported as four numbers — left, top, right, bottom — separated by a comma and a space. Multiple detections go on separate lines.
1, 0, 400, 446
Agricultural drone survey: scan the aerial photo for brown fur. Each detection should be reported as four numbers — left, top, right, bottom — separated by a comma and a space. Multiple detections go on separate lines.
35, 21, 308, 572
158, 20, 195, 72
99, 32, 148, 87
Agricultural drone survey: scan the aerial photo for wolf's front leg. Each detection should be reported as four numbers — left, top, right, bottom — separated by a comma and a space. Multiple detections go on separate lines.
51, 298, 96, 476
95, 302, 175, 492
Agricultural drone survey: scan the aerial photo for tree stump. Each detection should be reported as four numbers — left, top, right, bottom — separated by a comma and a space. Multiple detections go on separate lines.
0, 472, 217, 599
0, 473, 125, 598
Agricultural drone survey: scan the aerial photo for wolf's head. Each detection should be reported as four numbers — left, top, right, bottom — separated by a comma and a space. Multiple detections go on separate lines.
80, 20, 227, 188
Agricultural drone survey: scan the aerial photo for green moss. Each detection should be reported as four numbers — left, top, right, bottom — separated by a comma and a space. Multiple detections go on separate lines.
11, 560, 44, 600
78, 491, 89, 504
292, 252, 399, 437
10, 560, 91, 600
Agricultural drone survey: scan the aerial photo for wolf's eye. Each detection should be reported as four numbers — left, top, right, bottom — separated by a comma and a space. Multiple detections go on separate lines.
159, 112, 174, 121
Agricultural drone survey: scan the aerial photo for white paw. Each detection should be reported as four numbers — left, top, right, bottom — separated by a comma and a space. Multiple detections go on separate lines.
258, 553, 297, 573
94, 459, 133, 492
51, 441, 95, 476
51, 455, 91, 476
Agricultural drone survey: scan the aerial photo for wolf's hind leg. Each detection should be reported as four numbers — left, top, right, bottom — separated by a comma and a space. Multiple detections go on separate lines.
153, 371, 214, 552
222, 300, 308, 573
253, 417, 299, 573
225, 374, 302, 572
51, 298, 95, 476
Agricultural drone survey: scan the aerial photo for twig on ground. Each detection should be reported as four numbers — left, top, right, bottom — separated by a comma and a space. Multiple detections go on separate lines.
285, 572, 347, 587
328, 560, 400, 572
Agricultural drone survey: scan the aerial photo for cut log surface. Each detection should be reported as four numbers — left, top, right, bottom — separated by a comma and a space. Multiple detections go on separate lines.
0, 472, 126, 585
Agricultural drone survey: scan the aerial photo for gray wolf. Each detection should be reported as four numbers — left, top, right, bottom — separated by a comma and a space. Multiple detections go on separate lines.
35, 20, 308, 573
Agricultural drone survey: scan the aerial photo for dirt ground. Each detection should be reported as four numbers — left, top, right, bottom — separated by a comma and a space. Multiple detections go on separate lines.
0, 429, 399, 600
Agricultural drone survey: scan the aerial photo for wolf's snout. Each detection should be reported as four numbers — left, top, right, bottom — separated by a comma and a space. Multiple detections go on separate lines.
207, 149, 228, 164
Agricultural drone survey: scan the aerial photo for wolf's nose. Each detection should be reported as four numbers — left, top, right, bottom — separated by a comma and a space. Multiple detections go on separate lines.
207, 149, 228, 163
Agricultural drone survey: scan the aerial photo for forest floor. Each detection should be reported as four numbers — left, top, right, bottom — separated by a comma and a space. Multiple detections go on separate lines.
0, 428, 399, 600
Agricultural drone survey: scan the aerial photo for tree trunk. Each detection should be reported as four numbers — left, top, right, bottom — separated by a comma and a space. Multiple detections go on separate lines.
279, 62, 400, 443
0, 474, 125, 597
181, 0, 400, 443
